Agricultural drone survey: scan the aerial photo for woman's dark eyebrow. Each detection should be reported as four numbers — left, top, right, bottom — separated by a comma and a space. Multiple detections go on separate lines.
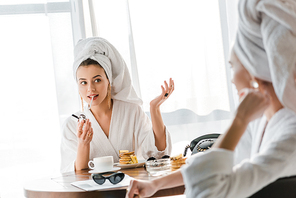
78, 75, 102, 81
93, 75, 102, 79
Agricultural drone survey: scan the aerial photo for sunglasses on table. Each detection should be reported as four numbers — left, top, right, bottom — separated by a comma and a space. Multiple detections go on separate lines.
144, 155, 170, 171
147, 155, 170, 161
92, 172, 125, 185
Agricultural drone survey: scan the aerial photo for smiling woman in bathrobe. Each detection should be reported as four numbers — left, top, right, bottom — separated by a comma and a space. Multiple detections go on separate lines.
126, 0, 296, 197
60, 37, 172, 173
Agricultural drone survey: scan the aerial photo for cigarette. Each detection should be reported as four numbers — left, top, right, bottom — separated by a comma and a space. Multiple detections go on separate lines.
89, 96, 95, 110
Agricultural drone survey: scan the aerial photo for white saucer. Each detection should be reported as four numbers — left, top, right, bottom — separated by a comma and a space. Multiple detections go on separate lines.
88, 167, 121, 174
114, 160, 145, 169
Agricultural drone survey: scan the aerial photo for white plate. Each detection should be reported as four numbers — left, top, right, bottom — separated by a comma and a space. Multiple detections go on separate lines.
114, 160, 146, 169
88, 167, 121, 174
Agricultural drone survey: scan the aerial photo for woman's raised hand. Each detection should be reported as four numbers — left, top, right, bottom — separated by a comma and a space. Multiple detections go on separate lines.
150, 78, 174, 109
236, 88, 270, 124
77, 119, 93, 145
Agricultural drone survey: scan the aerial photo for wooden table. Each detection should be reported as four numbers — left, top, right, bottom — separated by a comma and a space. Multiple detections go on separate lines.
24, 167, 185, 198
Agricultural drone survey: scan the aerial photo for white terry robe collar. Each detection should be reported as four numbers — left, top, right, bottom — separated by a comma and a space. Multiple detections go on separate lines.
84, 106, 119, 161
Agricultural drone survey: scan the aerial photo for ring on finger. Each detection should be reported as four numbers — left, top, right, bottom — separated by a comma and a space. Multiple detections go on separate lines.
88, 133, 92, 137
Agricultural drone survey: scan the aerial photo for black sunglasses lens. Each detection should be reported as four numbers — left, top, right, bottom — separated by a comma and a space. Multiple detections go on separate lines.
109, 173, 125, 184
161, 155, 170, 159
147, 157, 156, 161
92, 174, 106, 185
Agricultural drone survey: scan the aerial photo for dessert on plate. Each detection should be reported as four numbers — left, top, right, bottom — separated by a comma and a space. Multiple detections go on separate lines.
170, 154, 187, 171
119, 150, 138, 164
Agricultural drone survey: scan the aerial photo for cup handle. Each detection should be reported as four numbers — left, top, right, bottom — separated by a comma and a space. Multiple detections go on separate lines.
88, 160, 95, 169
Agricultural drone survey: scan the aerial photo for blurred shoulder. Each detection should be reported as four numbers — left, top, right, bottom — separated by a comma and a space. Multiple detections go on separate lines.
274, 108, 296, 126
279, 108, 296, 119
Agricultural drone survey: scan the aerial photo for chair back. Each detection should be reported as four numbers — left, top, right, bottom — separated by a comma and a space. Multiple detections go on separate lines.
249, 176, 296, 198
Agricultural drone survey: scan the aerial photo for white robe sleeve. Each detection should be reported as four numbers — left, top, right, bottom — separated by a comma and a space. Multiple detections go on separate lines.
60, 116, 78, 173
133, 104, 172, 159
181, 131, 296, 198
233, 125, 252, 165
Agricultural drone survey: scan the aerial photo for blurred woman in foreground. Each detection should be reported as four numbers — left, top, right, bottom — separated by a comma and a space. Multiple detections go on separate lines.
126, 0, 296, 197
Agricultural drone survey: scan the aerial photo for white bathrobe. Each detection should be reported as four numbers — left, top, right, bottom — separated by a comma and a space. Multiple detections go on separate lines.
181, 108, 296, 198
60, 99, 172, 173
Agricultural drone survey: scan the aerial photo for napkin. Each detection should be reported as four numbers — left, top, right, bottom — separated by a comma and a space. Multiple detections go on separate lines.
71, 174, 133, 191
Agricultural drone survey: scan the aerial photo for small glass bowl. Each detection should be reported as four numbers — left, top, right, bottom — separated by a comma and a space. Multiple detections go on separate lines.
145, 158, 171, 176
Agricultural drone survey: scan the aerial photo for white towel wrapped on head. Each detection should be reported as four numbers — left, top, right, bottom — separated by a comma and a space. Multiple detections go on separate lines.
73, 37, 142, 105
234, 0, 296, 113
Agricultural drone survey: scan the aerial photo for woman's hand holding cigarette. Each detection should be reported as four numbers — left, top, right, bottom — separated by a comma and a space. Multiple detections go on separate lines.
77, 119, 93, 145
150, 78, 174, 109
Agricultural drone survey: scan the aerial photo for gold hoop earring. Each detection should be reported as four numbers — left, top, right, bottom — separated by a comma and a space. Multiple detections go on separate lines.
107, 84, 112, 109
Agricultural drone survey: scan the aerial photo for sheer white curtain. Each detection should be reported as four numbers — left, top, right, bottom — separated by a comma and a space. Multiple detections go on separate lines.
88, 0, 239, 155
0, 1, 77, 197
0, 0, 238, 197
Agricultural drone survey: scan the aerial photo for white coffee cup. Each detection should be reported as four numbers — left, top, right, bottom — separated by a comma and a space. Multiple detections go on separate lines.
88, 156, 114, 171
